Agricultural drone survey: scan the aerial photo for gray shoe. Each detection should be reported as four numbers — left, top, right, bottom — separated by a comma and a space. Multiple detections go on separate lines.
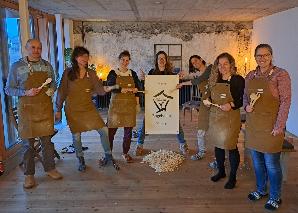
191, 152, 205, 160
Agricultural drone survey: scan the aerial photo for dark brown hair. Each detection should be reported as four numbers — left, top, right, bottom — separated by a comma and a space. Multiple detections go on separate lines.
254, 44, 273, 56
153, 51, 173, 75
68, 46, 89, 81
118, 50, 131, 60
189, 55, 206, 73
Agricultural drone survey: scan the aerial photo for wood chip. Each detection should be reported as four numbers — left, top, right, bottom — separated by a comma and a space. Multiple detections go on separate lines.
141, 149, 185, 173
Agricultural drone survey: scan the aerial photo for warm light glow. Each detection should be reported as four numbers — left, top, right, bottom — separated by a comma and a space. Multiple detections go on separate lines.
96, 64, 111, 81
245, 57, 248, 64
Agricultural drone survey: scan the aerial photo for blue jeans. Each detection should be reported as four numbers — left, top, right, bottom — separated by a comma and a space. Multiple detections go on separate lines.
250, 149, 282, 200
137, 119, 186, 145
72, 127, 111, 158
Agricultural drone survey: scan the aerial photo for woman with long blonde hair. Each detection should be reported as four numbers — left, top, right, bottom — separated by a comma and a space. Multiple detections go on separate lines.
204, 52, 245, 189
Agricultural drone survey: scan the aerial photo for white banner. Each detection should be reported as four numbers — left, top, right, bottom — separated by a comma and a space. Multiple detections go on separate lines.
144, 75, 179, 134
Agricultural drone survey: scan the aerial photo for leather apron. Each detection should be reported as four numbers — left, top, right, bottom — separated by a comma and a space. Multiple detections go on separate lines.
245, 76, 283, 153
18, 72, 54, 139
108, 75, 136, 128
65, 72, 105, 133
207, 83, 241, 150
197, 80, 210, 131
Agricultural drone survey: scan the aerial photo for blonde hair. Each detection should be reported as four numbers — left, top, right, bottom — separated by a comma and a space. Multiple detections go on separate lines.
209, 52, 237, 87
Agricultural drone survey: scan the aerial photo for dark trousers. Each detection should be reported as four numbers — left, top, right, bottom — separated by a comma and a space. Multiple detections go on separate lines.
23, 136, 55, 175
215, 147, 240, 179
109, 127, 133, 154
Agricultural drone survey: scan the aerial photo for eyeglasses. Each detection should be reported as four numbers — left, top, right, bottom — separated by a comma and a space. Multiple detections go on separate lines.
255, 53, 271, 59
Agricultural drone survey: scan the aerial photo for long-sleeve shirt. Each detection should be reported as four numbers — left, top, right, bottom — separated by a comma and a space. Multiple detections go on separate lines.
190, 65, 212, 86
107, 69, 141, 97
55, 68, 105, 112
5, 57, 58, 96
217, 75, 245, 110
243, 66, 291, 132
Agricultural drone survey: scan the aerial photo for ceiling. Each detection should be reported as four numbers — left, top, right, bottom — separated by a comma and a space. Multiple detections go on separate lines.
22, 0, 298, 21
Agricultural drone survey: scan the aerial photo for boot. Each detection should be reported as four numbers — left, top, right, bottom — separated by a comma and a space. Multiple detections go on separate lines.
77, 156, 86, 172
23, 175, 36, 189
224, 175, 237, 189
47, 169, 63, 180
211, 172, 226, 182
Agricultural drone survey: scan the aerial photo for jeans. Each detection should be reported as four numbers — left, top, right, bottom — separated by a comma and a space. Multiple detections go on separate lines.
72, 127, 111, 158
109, 127, 133, 154
137, 119, 186, 145
250, 149, 282, 200
197, 130, 206, 153
23, 136, 55, 175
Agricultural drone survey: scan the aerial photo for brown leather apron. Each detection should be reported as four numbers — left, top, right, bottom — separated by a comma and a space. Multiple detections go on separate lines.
197, 80, 210, 131
207, 83, 241, 150
18, 72, 54, 139
65, 73, 105, 133
245, 77, 283, 153
108, 75, 136, 128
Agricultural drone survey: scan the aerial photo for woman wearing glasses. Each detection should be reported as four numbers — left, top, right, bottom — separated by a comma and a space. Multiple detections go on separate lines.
244, 44, 291, 211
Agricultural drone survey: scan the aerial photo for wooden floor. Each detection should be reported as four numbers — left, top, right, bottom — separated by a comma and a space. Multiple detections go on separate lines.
1, 110, 298, 213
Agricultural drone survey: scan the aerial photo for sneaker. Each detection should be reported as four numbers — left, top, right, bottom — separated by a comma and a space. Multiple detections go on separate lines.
248, 191, 268, 201
135, 146, 144, 156
122, 154, 133, 163
191, 152, 205, 160
47, 169, 63, 180
23, 175, 36, 189
264, 198, 282, 211
209, 160, 218, 169
179, 144, 189, 155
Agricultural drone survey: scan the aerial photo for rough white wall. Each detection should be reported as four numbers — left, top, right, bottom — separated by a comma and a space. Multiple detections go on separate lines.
73, 21, 251, 76
252, 7, 298, 135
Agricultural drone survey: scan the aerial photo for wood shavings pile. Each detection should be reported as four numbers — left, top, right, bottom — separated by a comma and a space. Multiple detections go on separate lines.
141, 149, 185, 172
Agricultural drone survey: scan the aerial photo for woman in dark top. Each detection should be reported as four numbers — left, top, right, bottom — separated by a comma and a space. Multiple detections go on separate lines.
55, 46, 118, 171
177, 55, 213, 160
135, 51, 189, 156
106, 50, 141, 163
204, 52, 245, 189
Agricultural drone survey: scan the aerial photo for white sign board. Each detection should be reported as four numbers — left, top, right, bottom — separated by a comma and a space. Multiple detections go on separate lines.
145, 75, 179, 134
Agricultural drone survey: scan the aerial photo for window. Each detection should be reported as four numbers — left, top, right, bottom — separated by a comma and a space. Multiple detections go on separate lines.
154, 44, 182, 73
0, 8, 35, 149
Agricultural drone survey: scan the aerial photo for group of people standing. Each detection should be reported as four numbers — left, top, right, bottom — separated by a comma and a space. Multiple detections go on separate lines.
5, 38, 291, 211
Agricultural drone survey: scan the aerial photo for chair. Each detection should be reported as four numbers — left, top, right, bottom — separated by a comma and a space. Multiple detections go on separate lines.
9, 107, 60, 167
182, 85, 200, 121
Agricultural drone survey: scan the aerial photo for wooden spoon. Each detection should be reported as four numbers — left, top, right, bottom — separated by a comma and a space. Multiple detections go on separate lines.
38, 78, 52, 90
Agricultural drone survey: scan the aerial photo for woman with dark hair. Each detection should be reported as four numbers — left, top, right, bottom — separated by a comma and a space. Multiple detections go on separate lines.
135, 51, 189, 156
204, 52, 244, 189
245, 44, 291, 210
107, 50, 141, 163
55, 46, 118, 171
177, 55, 212, 160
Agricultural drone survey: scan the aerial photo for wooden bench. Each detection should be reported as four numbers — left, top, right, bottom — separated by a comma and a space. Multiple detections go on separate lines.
9, 107, 60, 167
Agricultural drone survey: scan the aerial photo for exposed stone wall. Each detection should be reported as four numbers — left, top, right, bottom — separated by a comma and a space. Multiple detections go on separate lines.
73, 21, 252, 76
